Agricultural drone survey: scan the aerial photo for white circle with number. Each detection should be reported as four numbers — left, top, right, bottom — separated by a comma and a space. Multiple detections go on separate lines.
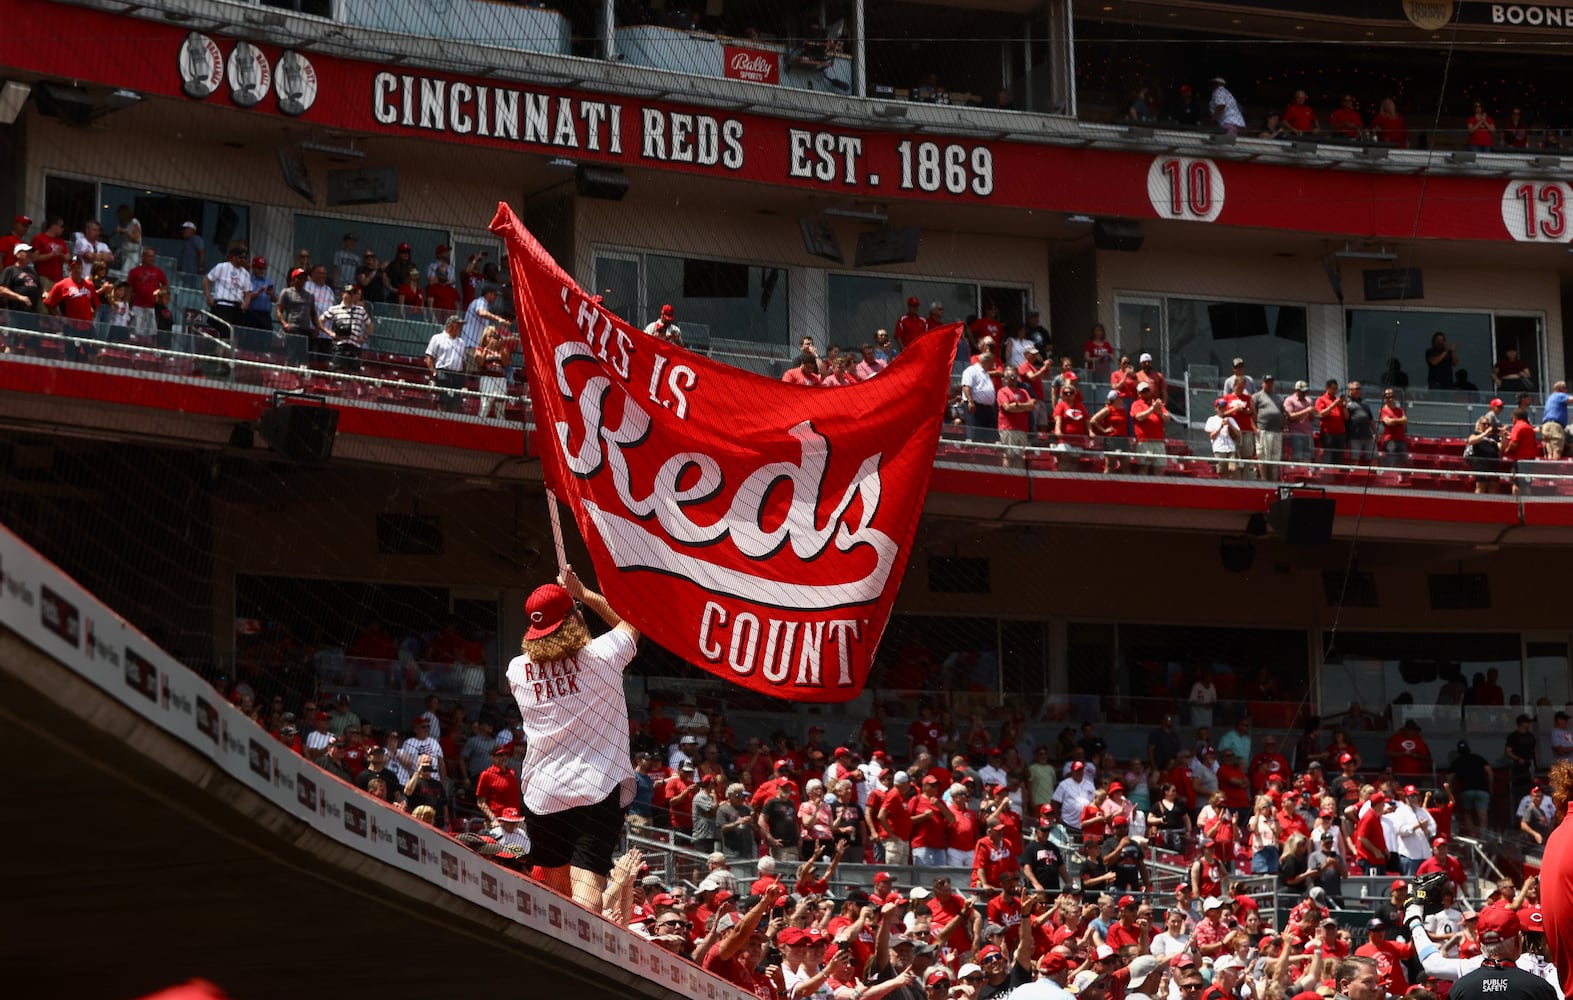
1147, 156, 1225, 223
1501, 179, 1573, 242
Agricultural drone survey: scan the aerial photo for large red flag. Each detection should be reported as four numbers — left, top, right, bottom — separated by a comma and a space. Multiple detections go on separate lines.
491, 204, 961, 702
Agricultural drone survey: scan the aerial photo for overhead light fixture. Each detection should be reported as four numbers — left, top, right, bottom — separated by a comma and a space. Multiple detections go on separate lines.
871, 104, 907, 119
546, 157, 578, 169
301, 140, 365, 160
1450, 150, 1477, 165
0, 81, 31, 125
824, 206, 888, 223
1334, 245, 1398, 261
1210, 131, 1236, 146
1532, 155, 1561, 170
1361, 145, 1389, 160
1066, 214, 1095, 224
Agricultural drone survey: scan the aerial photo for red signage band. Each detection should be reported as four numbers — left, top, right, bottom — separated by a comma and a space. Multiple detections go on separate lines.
0, 0, 1561, 244
492, 203, 959, 702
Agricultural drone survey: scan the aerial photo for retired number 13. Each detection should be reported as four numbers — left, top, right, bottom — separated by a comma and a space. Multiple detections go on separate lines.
896, 141, 994, 196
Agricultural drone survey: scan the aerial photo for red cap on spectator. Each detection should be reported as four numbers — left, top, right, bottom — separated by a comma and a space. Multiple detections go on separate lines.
1039, 953, 1070, 974
1370, 792, 1387, 805
802, 928, 826, 945
833, 745, 852, 756
1339, 752, 1354, 764
1521, 906, 1545, 933
436, 244, 450, 253
252, 256, 267, 268
660, 303, 675, 319
1432, 836, 1449, 847
1478, 905, 1518, 942
498, 807, 524, 822
1109, 781, 1125, 793
779, 928, 804, 947
1064, 372, 1078, 381
775, 758, 793, 771
714, 889, 735, 905
314, 711, 330, 721
978, 946, 1004, 962
906, 296, 921, 306
397, 242, 412, 251
290, 268, 306, 281
1490, 397, 1504, 407
927, 970, 952, 986
651, 892, 675, 907
524, 583, 573, 640
1070, 761, 1085, 772
875, 871, 894, 883
1403, 784, 1419, 797
1118, 894, 1137, 909
1391, 879, 1407, 891
14, 215, 31, 226
491, 744, 510, 756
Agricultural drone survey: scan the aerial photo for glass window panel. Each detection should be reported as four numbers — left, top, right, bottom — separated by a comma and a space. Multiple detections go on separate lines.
1000, 619, 1046, 698
1494, 315, 1542, 396
646, 253, 789, 347
827, 273, 977, 374
1324, 632, 1521, 732
1115, 300, 1162, 367
97, 182, 251, 267
1345, 309, 1493, 394
593, 255, 641, 325
870, 614, 997, 701
1527, 641, 1569, 710
291, 215, 448, 288
1116, 624, 1309, 732
1164, 298, 1308, 387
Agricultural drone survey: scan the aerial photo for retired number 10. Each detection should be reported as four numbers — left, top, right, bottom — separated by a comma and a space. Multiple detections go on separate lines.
896, 141, 994, 196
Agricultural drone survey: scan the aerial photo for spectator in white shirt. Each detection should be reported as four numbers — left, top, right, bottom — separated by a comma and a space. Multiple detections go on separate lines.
1052, 760, 1096, 831
461, 284, 508, 351
204, 245, 255, 329
1391, 785, 1438, 875
399, 716, 444, 779
333, 232, 360, 288
494, 807, 532, 852
675, 694, 710, 747
72, 220, 115, 268
303, 711, 335, 759
425, 314, 469, 411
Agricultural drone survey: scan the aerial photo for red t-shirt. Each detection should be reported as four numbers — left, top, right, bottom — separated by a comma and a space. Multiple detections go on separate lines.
1371, 113, 1408, 148
988, 893, 1023, 948
1380, 404, 1408, 441
929, 892, 973, 951
1249, 752, 1290, 792
1316, 393, 1346, 434
1192, 857, 1223, 899
881, 790, 913, 840
44, 275, 99, 322
860, 717, 887, 754
395, 283, 424, 308
948, 806, 981, 853
1469, 115, 1496, 146
1217, 764, 1250, 810
1086, 339, 1115, 362
1106, 920, 1144, 952
1228, 394, 1255, 433
1507, 419, 1539, 460
971, 316, 1004, 346
1132, 400, 1166, 441
972, 836, 1018, 887
1355, 807, 1387, 864
1356, 939, 1413, 994
1097, 405, 1129, 438
781, 368, 821, 386
664, 775, 695, 830
127, 264, 168, 309
998, 385, 1032, 431
32, 232, 68, 282
425, 281, 461, 312
1385, 732, 1430, 775
910, 795, 949, 849
908, 719, 944, 754
475, 764, 522, 816
0, 234, 21, 269
1284, 103, 1317, 132
1329, 108, 1363, 138
895, 313, 928, 347
702, 943, 758, 994
1054, 399, 1090, 437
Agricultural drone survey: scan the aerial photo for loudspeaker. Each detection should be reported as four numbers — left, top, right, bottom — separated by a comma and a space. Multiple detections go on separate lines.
257, 404, 338, 465
575, 164, 629, 201
1093, 219, 1144, 253
1267, 497, 1335, 545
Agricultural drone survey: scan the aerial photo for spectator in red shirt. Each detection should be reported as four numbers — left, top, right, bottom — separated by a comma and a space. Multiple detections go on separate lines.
1085, 322, 1115, 376
1507, 407, 1540, 493
1283, 90, 1319, 135
1378, 388, 1409, 467
1131, 382, 1170, 475
878, 771, 913, 864
1316, 380, 1348, 464
907, 702, 945, 757
971, 822, 1018, 889
125, 247, 168, 340
1415, 836, 1468, 891
895, 296, 928, 348
860, 704, 888, 756
781, 352, 821, 386
927, 875, 976, 954
1354, 919, 1414, 995
910, 775, 954, 866
998, 366, 1035, 456
1053, 382, 1091, 447
425, 265, 462, 316
1354, 792, 1393, 874
1466, 102, 1496, 150
1249, 737, 1291, 793
31, 217, 69, 284
1370, 98, 1409, 148
1386, 720, 1431, 776
474, 743, 522, 823
0, 214, 30, 268
43, 255, 99, 328
1329, 94, 1364, 139
1105, 895, 1149, 952
702, 884, 785, 996
971, 301, 1004, 353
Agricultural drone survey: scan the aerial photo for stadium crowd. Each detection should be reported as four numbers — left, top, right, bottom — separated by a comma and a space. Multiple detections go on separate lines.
222, 647, 1573, 1000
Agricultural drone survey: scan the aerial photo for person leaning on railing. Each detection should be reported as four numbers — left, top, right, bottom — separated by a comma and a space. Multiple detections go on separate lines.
425, 314, 468, 411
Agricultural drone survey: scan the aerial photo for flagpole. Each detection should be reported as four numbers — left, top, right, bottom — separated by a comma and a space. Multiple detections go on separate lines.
545, 487, 568, 571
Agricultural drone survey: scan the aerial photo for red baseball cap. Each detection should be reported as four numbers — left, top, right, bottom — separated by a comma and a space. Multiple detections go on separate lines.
775, 758, 794, 771
436, 244, 450, 253
1478, 905, 1519, 942
14, 215, 31, 227
1432, 836, 1449, 847
1391, 879, 1407, 892
1108, 781, 1125, 793
660, 303, 675, 318
1402, 784, 1419, 797
1521, 906, 1545, 933
926, 969, 952, 986
1339, 752, 1354, 764
290, 267, 306, 281
498, 807, 524, 822
523, 582, 574, 640
875, 871, 894, 883
1118, 894, 1138, 909
978, 946, 1004, 961
778, 927, 804, 947
1039, 953, 1070, 974
833, 745, 852, 756
907, 296, 921, 306
397, 242, 412, 251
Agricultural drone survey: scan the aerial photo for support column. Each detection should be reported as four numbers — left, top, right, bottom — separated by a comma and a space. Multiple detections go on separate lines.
853, 0, 867, 99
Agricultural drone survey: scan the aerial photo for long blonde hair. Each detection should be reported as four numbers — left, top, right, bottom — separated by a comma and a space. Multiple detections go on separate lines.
521, 612, 590, 663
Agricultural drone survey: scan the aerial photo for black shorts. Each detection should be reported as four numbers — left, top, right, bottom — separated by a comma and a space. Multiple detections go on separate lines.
524, 789, 624, 874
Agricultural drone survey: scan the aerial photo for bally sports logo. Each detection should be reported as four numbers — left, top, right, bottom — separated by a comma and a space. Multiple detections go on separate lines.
495, 204, 958, 702
723, 45, 779, 85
